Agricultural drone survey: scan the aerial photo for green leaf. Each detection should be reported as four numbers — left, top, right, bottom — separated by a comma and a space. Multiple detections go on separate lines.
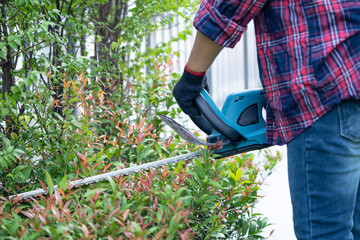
258, 217, 268, 229
3, 137, 11, 147
138, 144, 154, 161
156, 211, 162, 223
0, 156, 8, 168
8, 35, 22, 47
58, 174, 68, 190
154, 142, 163, 156
0, 51, 5, 60
10, 132, 18, 140
207, 180, 222, 189
2, 108, 10, 116
8, 41, 17, 50
10, 213, 20, 234
214, 233, 226, 238
241, 221, 249, 236
249, 221, 257, 235
45, 170, 55, 196
131, 221, 141, 233
6, 145, 14, 153
194, 163, 204, 180
106, 147, 116, 159
13, 147, 25, 155
228, 170, 237, 182
0, 42, 6, 60
83, 188, 100, 199
108, 177, 116, 193
236, 168, 242, 182
198, 194, 209, 204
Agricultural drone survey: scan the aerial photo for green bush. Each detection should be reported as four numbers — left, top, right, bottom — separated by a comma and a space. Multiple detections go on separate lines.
0, 64, 281, 238
0, 151, 280, 239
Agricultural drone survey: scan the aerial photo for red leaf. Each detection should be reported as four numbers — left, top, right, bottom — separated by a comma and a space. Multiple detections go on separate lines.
77, 151, 90, 170
178, 228, 193, 240
20, 210, 35, 219
46, 196, 56, 211
57, 188, 66, 199
38, 179, 48, 193
167, 203, 176, 212
103, 163, 113, 174
123, 231, 135, 238
66, 189, 81, 198
123, 209, 130, 221
152, 197, 158, 211
18, 225, 28, 238
93, 188, 103, 201
64, 200, 72, 209
109, 208, 120, 218
139, 117, 145, 129
39, 214, 47, 224
51, 205, 60, 221
14, 207, 24, 214
153, 228, 167, 240
91, 161, 104, 172
63, 208, 71, 222
54, 191, 63, 208
176, 199, 182, 209
82, 224, 89, 238
0, 205, 5, 215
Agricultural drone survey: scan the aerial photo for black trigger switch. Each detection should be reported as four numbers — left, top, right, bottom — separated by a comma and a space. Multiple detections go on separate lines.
237, 104, 259, 126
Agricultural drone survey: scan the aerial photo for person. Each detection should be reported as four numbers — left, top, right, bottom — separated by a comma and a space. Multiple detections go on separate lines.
172, 0, 360, 239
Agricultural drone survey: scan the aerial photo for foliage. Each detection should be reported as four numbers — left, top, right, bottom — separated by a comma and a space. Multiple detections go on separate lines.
0, 150, 280, 239
0, 0, 282, 239
0, 58, 178, 193
0, 0, 194, 188
0, 65, 282, 238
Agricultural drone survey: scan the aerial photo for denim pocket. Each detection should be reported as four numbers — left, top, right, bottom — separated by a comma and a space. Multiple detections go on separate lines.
338, 100, 360, 142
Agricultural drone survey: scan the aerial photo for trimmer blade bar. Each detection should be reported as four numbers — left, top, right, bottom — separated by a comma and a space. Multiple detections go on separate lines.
159, 115, 213, 146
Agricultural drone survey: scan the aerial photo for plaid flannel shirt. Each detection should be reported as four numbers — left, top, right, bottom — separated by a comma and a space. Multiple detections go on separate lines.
194, 0, 360, 145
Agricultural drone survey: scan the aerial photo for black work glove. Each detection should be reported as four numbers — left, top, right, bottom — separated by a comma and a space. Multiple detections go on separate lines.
173, 66, 209, 117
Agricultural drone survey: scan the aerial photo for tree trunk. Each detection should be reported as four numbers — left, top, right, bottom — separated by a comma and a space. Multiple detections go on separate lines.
1, 2, 17, 137
50, 0, 64, 118
1, 61, 14, 97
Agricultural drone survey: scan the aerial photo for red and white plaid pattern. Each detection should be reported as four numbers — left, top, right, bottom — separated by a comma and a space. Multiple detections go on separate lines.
194, 0, 360, 145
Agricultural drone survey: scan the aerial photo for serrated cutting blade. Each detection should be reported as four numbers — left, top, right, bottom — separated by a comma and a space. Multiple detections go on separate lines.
159, 115, 213, 146
10, 150, 202, 200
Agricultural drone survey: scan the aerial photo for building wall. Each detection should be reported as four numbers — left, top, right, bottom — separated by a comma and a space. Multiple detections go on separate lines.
208, 21, 261, 107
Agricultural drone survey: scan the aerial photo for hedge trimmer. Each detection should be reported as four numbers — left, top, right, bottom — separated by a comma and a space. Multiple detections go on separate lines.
11, 89, 270, 200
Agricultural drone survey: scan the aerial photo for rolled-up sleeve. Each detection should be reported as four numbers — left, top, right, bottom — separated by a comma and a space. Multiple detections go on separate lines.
193, 0, 268, 48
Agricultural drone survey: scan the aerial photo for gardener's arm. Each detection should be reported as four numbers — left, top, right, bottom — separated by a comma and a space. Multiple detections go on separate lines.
186, 31, 223, 73
172, 31, 223, 116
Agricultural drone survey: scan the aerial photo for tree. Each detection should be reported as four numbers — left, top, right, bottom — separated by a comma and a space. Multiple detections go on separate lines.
0, 0, 45, 136
0, 0, 197, 192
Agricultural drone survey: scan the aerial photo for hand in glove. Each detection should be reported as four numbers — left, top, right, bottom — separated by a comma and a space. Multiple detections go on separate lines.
172, 65, 209, 117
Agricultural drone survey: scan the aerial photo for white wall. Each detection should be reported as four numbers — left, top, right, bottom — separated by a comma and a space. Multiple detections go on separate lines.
208, 21, 261, 107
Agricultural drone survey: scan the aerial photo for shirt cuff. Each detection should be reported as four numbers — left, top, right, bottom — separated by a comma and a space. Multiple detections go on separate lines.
193, 1, 247, 48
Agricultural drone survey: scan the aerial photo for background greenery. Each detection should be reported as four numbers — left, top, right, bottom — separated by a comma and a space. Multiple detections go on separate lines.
0, 0, 280, 239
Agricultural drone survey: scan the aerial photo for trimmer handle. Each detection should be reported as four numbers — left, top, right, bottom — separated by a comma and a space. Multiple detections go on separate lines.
192, 89, 247, 143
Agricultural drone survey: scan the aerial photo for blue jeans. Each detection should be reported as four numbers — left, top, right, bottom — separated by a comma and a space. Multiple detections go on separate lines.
287, 100, 360, 240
